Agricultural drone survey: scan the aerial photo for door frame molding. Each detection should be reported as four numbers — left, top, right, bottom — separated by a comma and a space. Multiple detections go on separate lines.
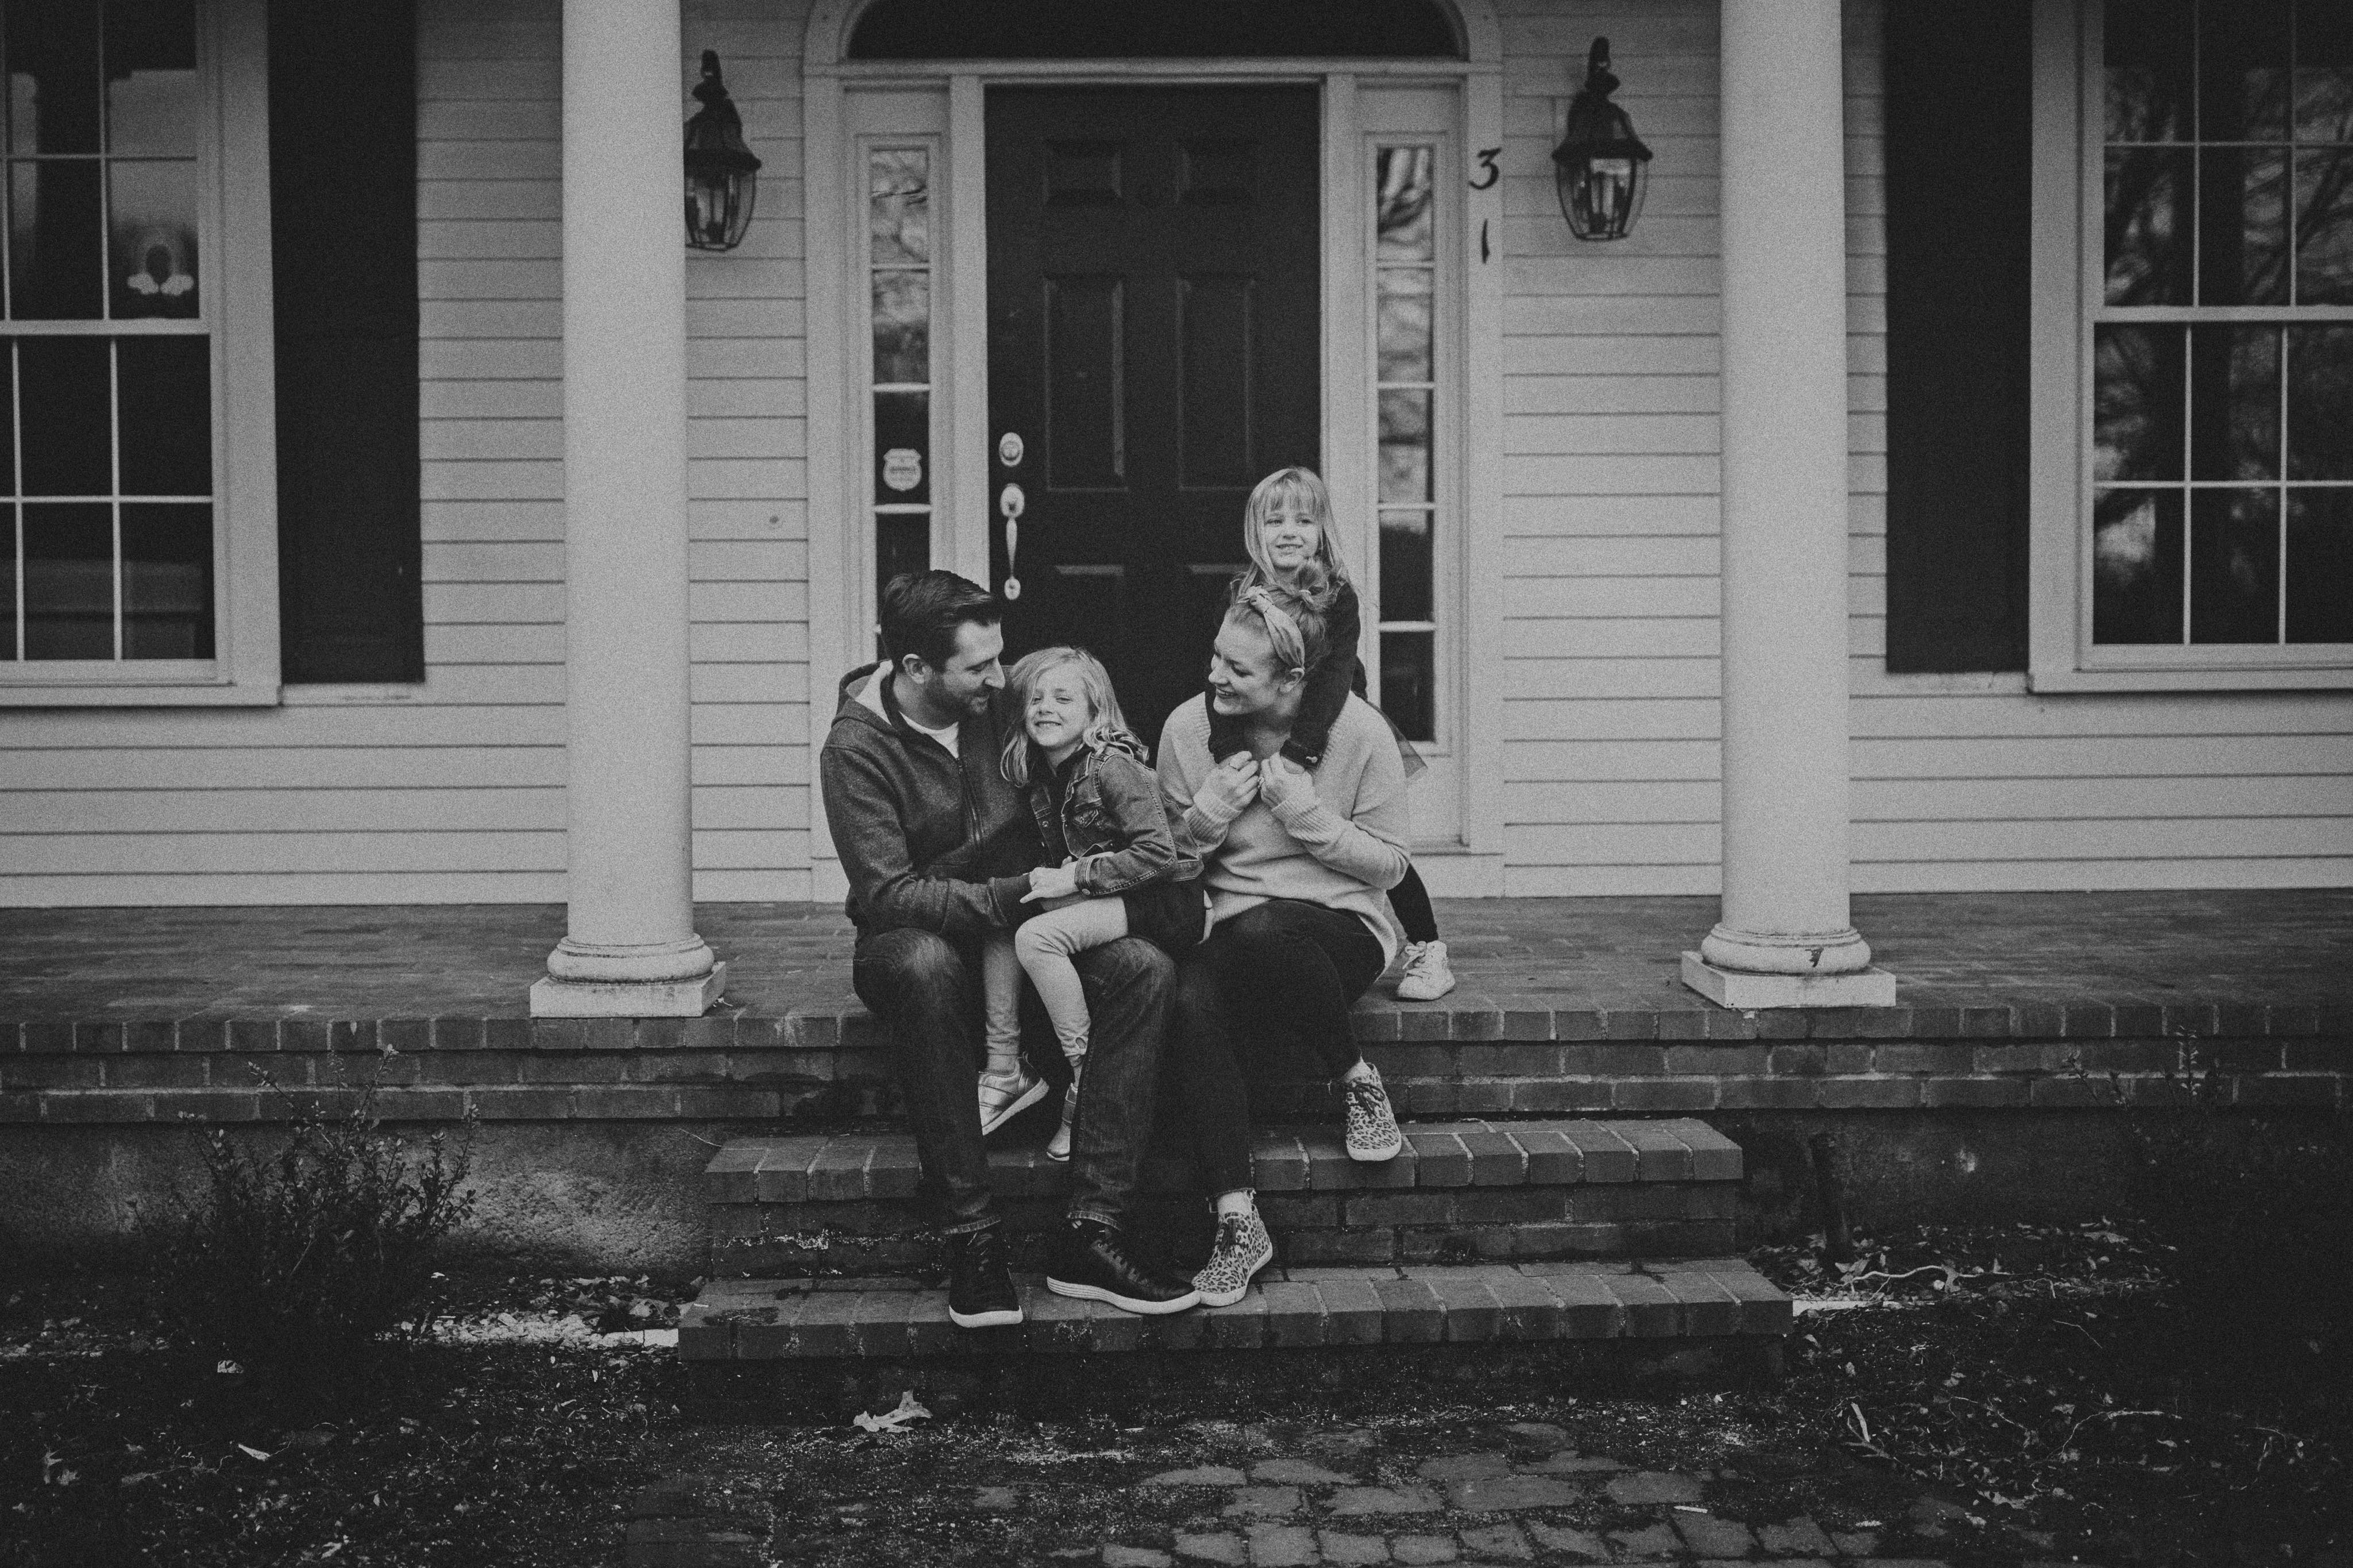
801, 4, 1507, 895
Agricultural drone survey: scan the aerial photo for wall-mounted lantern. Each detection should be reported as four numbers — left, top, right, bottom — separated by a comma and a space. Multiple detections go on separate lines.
684, 51, 762, 251
1551, 37, 1652, 242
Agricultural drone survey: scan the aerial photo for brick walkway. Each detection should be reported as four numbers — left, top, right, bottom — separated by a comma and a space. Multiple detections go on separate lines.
3, 889, 2347, 1021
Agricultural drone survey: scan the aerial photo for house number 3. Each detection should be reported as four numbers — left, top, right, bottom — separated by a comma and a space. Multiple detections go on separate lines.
1468, 148, 1501, 190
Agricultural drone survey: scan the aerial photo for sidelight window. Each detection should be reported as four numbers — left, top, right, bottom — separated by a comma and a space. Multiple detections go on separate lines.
2085, 0, 2353, 658
4, 0, 213, 663
1372, 144, 1438, 741
868, 144, 932, 631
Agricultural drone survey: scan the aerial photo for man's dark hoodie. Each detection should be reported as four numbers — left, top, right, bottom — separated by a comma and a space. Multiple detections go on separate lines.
819, 662, 1040, 940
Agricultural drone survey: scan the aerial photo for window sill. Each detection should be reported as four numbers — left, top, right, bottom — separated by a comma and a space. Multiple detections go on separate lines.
0, 663, 281, 707
2028, 658, 2353, 694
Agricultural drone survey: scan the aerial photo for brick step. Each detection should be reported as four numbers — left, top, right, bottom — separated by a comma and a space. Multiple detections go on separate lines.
704, 1118, 1743, 1276
678, 1257, 1791, 1361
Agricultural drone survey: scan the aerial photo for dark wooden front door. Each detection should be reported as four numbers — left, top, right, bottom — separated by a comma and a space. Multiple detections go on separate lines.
987, 86, 1321, 748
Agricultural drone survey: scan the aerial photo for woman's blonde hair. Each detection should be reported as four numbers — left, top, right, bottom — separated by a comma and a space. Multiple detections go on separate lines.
1224, 584, 1329, 685
1237, 466, 1349, 600
1000, 645, 1128, 786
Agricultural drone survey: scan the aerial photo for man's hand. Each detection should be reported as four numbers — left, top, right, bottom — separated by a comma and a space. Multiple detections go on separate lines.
1257, 754, 1315, 813
1194, 752, 1260, 821
1022, 862, 1081, 903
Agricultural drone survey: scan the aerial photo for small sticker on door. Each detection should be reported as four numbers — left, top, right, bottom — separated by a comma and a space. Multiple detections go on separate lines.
997, 432, 1024, 468
882, 449, 923, 493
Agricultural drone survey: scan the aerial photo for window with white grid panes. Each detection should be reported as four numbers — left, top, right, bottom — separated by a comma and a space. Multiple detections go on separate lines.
4, 0, 214, 662
2091, 0, 2353, 650
1373, 144, 1437, 740
869, 145, 931, 640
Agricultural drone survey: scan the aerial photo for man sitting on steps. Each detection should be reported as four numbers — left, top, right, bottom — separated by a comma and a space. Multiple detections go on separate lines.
818, 570, 1202, 1328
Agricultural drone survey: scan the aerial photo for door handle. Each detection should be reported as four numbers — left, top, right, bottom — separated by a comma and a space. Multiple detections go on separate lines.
999, 482, 1025, 601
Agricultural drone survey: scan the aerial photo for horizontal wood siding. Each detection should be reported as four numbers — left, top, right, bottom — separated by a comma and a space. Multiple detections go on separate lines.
5, 0, 2345, 909
0, 0, 815, 907
1496, 0, 2353, 897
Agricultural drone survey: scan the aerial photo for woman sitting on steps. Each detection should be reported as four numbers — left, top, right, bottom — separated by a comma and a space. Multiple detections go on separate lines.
1157, 581, 1412, 1309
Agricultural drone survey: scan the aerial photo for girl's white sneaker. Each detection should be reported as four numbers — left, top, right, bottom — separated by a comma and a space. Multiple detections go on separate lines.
1395, 940, 1457, 1001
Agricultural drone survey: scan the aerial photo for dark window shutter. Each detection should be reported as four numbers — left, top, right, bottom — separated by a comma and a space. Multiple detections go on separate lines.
1883, 1, 2033, 673
269, 0, 422, 683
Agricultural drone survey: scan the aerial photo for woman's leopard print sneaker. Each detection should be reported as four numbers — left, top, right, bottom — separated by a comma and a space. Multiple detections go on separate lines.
1193, 1205, 1274, 1308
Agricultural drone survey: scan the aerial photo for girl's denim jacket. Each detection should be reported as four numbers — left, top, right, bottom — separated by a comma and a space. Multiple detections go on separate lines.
1025, 728, 1201, 897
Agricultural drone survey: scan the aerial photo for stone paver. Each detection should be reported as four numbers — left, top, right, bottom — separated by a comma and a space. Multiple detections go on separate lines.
1317, 1532, 1392, 1565
1608, 1472, 1708, 1506
1443, 1473, 1583, 1513
1611, 1522, 1687, 1559
1225, 1487, 1305, 1518
1246, 1522, 1320, 1566
1758, 1519, 1839, 1557
1105, 1548, 1175, 1568
1391, 1536, 1460, 1565
1255, 1459, 1359, 1486
1675, 1513, 1760, 1557
1176, 1532, 1248, 1565
1153, 1467, 1251, 1488
1523, 1454, 1625, 1474
1527, 1521, 1614, 1560
1459, 1521, 1535, 1559
1418, 1454, 1511, 1482
1326, 1485, 1444, 1516
1505, 1423, 1571, 1447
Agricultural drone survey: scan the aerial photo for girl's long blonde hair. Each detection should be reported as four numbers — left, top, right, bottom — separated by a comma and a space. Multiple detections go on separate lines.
1000, 646, 1128, 787
1236, 466, 1350, 604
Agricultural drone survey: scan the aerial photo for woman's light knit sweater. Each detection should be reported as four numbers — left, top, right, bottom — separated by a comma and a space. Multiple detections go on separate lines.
1156, 693, 1411, 965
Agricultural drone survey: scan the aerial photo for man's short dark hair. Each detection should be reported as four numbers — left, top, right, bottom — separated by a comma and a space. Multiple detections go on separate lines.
880, 570, 1002, 671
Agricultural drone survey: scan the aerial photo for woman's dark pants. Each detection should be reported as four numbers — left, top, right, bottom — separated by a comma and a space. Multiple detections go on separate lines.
1168, 899, 1386, 1196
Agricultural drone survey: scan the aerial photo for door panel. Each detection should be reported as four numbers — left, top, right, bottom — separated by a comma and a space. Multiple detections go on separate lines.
988, 86, 1320, 749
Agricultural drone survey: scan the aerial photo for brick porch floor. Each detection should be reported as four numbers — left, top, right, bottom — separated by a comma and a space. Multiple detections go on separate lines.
4, 889, 2348, 1024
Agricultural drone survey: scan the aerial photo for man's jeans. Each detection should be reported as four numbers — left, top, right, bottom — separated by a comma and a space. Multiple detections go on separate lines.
851, 926, 1173, 1234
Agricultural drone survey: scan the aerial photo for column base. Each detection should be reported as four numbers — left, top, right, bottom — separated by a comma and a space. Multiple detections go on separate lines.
530, 962, 727, 1018
1680, 952, 1895, 1010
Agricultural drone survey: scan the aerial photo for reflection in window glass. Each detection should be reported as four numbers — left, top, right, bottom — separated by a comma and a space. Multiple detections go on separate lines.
9, 158, 105, 318
121, 501, 210, 657
104, 0, 199, 157
869, 148, 932, 628
2093, 491, 2185, 643
2185, 325, 2277, 480
2285, 490, 2353, 639
5, 0, 214, 668
109, 158, 198, 318
6, 0, 103, 156
2088, 0, 2353, 654
21, 501, 112, 658
2094, 325, 2184, 482
1372, 146, 1437, 741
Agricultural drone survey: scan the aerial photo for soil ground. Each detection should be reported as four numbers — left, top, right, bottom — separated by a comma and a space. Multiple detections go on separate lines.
3, 1222, 2344, 1567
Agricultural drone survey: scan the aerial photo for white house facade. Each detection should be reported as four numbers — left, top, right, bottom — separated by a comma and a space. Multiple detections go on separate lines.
2, 0, 2348, 1011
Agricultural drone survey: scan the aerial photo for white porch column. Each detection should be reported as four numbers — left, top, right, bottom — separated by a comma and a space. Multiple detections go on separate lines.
531, 0, 725, 1017
1681, 0, 1893, 1009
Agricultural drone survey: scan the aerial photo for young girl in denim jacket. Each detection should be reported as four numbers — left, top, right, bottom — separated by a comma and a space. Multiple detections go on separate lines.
978, 646, 1202, 1160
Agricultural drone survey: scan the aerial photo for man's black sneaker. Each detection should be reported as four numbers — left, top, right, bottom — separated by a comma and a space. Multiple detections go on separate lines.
1044, 1219, 1201, 1315
946, 1225, 1023, 1329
